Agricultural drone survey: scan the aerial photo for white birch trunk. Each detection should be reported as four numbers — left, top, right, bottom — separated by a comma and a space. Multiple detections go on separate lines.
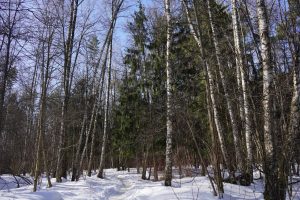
207, 0, 240, 173
164, 0, 173, 187
182, 0, 222, 195
182, 0, 231, 176
232, 1, 245, 123
96, 0, 124, 178
231, 0, 253, 183
287, 57, 300, 172
256, 0, 278, 198
97, 33, 113, 179
286, 0, 300, 179
78, 40, 110, 173
236, 61, 245, 123
257, 0, 273, 162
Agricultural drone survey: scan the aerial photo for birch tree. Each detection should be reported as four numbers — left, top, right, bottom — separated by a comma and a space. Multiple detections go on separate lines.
207, 0, 241, 177
97, 31, 113, 179
164, 0, 173, 187
86, 12, 119, 176
230, 0, 253, 184
181, 0, 224, 195
77, 22, 114, 178
256, 0, 278, 198
97, 0, 124, 179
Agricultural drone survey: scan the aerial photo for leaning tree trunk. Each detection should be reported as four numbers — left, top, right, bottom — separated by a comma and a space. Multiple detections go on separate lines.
86, 91, 103, 176
185, 0, 231, 174
86, 21, 117, 176
97, 31, 113, 179
206, 81, 224, 198
231, 0, 253, 184
86, 67, 107, 176
186, 119, 217, 196
87, 30, 115, 176
207, 0, 241, 177
182, 0, 223, 195
79, 34, 111, 176
256, 0, 281, 199
164, 0, 173, 187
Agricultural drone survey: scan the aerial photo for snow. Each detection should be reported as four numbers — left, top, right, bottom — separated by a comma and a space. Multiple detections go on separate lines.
0, 168, 299, 200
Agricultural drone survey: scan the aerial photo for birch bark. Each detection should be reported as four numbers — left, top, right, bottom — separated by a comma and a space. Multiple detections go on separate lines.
207, 0, 239, 174
256, 0, 278, 198
97, 0, 124, 178
231, 0, 253, 184
164, 0, 173, 187
97, 35, 113, 178
181, 0, 223, 195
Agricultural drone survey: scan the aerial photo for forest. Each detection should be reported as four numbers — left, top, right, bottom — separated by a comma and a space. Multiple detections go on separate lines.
0, 0, 299, 199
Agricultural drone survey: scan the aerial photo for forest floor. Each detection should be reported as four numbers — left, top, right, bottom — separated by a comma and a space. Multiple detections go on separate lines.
0, 168, 300, 200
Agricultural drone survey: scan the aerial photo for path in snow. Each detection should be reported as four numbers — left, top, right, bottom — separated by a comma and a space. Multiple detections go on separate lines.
1, 168, 300, 199
109, 175, 133, 200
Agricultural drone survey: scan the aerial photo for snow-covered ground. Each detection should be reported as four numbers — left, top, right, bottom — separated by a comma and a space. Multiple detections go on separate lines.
0, 169, 299, 200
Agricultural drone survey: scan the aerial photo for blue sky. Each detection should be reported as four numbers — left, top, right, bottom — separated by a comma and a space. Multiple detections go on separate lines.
114, 0, 156, 51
